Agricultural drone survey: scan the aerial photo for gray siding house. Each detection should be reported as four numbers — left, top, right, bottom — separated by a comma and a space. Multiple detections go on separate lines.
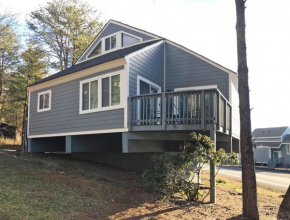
253, 127, 290, 168
27, 20, 240, 157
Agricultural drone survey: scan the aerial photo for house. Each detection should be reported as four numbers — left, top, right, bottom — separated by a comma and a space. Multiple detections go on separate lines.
253, 126, 290, 168
26, 20, 240, 166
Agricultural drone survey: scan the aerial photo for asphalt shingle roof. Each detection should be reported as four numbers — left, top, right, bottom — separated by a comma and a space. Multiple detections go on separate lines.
252, 126, 288, 138
28, 39, 161, 87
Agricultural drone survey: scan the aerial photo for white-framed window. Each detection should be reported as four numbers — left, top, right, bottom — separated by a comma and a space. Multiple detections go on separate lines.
79, 71, 121, 114
86, 31, 142, 59
37, 90, 51, 112
287, 144, 290, 155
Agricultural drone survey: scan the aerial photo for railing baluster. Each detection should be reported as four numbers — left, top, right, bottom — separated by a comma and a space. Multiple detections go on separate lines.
172, 94, 174, 124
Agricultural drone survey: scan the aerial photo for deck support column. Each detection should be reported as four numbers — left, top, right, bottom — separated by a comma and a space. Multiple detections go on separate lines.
65, 136, 72, 153
210, 126, 216, 203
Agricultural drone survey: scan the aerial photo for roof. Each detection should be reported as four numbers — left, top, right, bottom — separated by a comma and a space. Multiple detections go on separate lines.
29, 19, 237, 88
282, 134, 290, 143
28, 39, 161, 87
252, 126, 288, 138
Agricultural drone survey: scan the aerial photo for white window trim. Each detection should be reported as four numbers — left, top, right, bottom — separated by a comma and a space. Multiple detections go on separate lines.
287, 144, 290, 155
136, 75, 161, 95
86, 31, 143, 60
79, 70, 122, 114
37, 90, 51, 113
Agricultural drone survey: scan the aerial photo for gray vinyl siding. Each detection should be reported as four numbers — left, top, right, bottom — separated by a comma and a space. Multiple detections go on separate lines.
79, 23, 156, 63
129, 42, 164, 96
276, 145, 290, 167
29, 66, 124, 136
255, 138, 282, 142
165, 42, 229, 100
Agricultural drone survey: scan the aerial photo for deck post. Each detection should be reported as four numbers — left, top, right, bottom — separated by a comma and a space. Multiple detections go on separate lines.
216, 92, 220, 130
162, 93, 166, 130
210, 126, 216, 203
201, 91, 205, 129
223, 100, 227, 133
65, 136, 72, 153
128, 97, 132, 131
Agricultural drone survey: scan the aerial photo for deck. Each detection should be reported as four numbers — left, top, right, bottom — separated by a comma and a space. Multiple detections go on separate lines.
128, 88, 232, 134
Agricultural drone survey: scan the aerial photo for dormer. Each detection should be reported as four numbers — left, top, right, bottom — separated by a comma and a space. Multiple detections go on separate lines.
76, 20, 161, 64
87, 31, 143, 59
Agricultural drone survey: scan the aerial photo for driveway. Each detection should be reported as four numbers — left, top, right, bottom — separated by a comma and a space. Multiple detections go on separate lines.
215, 166, 290, 192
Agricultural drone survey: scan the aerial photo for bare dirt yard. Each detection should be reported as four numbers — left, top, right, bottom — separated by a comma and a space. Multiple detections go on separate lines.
0, 148, 289, 220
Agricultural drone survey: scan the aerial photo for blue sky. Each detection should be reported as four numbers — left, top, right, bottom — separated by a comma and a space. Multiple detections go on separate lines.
1, 0, 290, 130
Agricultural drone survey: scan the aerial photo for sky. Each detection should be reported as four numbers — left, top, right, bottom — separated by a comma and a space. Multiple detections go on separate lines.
1, 0, 290, 130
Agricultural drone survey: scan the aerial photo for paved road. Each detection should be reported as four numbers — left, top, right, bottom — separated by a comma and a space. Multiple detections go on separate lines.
214, 166, 290, 192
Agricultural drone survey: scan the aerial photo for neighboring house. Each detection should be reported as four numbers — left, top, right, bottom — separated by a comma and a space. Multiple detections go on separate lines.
26, 20, 240, 157
253, 126, 290, 168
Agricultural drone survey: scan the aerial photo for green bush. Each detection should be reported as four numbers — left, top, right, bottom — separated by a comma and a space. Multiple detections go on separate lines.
142, 132, 238, 202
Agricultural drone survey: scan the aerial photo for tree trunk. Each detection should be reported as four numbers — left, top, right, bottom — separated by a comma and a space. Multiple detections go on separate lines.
281, 185, 290, 210
235, 0, 259, 219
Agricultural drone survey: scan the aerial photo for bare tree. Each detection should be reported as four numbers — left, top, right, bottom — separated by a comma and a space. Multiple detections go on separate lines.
235, 0, 259, 219
281, 186, 290, 210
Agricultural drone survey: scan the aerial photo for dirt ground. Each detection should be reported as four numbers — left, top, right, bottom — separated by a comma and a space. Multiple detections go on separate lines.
0, 148, 289, 220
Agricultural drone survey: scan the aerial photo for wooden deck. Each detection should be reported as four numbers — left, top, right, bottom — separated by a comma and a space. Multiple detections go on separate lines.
128, 88, 232, 134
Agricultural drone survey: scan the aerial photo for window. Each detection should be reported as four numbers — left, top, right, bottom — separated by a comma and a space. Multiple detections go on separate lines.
88, 42, 102, 58
122, 33, 140, 47
105, 35, 116, 51
80, 73, 121, 114
287, 145, 290, 155
101, 74, 120, 107
37, 90, 51, 112
86, 32, 142, 59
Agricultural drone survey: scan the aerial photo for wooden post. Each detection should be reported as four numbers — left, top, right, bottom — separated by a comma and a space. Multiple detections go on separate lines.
281, 185, 290, 210
201, 91, 205, 130
128, 97, 132, 131
210, 126, 216, 203
162, 93, 166, 130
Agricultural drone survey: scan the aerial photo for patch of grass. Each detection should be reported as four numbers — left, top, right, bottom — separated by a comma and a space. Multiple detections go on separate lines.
216, 178, 226, 184
0, 166, 102, 220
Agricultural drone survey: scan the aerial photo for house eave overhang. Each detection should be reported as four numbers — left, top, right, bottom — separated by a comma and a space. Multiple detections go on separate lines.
27, 58, 126, 92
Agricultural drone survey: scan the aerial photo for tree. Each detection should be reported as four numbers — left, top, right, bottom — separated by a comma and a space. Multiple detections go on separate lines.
2, 43, 48, 140
142, 133, 238, 202
281, 185, 290, 210
27, 0, 103, 71
235, 0, 259, 219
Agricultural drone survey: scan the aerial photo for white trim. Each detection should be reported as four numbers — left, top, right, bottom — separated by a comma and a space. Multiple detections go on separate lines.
75, 21, 111, 64
136, 75, 161, 95
286, 144, 290, 155
174, 85, 218, 92
84, 31, 143, 63
37, 90, 51, 113
28, 128, 129, 138
123, 64, 128, 128
27, 91, 31, 136
27, 59, 126, 92
79, 70, 124, 114
110, 20, 161, 39
75, 19, 161, 64
165, 40, 237, 76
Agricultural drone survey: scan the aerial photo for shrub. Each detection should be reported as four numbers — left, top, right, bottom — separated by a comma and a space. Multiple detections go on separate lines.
142, 132, 238, 202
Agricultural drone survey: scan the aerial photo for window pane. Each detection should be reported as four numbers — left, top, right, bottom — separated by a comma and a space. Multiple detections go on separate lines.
150, 86, 158, 94
140, 80, 150, 95
82, 82, 89, 110
105, 37, 110, 51
44, 93, 50, 108
89, 42, 102, 58
102, 77, 110, 107
111, 35, 116, 49
39, 94, 44, 110
111, 75, 120, 106
122, 33, 140, 47
90, 80, 98, 109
